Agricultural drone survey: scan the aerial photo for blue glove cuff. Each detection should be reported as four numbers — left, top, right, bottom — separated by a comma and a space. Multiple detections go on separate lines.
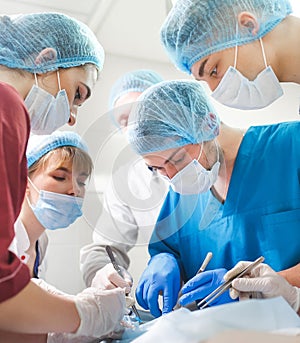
149, 252, 177, 265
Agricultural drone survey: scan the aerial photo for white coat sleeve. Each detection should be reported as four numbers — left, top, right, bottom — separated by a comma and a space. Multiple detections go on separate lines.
80, 181, 139, 286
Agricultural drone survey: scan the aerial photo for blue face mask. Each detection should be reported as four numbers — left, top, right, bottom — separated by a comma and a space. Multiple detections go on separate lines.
27, 178, 83, 230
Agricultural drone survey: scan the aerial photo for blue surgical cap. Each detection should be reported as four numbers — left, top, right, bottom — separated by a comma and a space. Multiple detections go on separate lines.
161, 0, 292, 73
127, 80, 220, 155
109, 69, 164, 109
27, 131, 88, 168
0, 13, 104, 73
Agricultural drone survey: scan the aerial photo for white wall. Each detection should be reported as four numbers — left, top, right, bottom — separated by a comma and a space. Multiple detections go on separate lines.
44, 53, 300, 295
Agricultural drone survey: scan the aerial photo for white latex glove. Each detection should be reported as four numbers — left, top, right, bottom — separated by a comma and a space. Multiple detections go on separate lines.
91, 263, 133, 294
125, 295, 135, 308
72, 287, 125, 338
33, 279, 127, 341
224, 262, 300, 311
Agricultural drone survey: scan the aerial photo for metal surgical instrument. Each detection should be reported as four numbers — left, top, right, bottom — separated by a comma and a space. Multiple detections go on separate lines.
197, 256, 265, 310
105, 245, 142, 323
174, 251, 213, 310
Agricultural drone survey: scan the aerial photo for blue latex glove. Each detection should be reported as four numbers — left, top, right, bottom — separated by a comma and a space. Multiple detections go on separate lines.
179, 268, 236, 307
135, 253, 181, 317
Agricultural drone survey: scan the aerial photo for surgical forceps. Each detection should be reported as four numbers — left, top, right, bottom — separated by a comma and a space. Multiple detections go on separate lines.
105, 246, 142, 323
197, 256, 265, 310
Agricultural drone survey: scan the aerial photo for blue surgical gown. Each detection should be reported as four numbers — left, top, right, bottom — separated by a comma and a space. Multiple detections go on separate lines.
149, 122, 300, 282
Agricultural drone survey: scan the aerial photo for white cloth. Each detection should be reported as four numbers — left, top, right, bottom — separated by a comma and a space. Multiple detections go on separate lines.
120, 297, 300, 342
80, 158, 168, 286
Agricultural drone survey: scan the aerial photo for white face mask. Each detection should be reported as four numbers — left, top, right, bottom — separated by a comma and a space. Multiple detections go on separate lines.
165, 142, 220, 195
27, 177, 83, 230
211, 38, 283, 110
25, 71, 70, 135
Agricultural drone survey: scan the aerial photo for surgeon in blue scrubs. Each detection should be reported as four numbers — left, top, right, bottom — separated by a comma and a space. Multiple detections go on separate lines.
127, 80, 300, 318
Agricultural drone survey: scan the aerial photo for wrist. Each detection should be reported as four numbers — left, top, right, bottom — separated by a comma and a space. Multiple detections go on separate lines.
150, 252, 176, 263
71, 300, 81, 334
278, 264, 300, 287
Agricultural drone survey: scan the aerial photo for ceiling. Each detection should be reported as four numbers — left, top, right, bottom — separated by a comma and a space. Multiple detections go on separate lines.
1, 0, 299, 64
0, 0, 173, 63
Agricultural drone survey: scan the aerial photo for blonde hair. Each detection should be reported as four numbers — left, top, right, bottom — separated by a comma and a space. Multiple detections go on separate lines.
28, 146, 93, 177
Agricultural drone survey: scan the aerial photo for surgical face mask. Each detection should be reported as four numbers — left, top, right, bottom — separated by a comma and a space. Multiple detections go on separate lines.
164, 142, 220, 195
25, 71, 70, 135
211, 38, 283, 110
27, 178, 83, 230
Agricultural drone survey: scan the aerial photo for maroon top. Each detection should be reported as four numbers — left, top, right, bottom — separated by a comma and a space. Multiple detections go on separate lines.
0, 82, 30, 302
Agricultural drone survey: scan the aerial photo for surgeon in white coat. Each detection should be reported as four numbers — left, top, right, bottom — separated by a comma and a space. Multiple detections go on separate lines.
80, 70, 168, 294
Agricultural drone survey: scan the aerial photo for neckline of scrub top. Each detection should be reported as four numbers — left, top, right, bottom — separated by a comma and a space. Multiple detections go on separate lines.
222, 126, 254, 217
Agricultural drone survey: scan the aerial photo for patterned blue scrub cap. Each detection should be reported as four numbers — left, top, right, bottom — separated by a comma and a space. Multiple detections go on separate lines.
127, 80, 220, 155
161, 0, 292, 73
109, 69, 164, 110
0, 12, 104, 73
27, 131, 88, 168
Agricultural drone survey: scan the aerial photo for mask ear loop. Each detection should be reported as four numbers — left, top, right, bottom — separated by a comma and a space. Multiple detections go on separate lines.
34, 73, 38, 86
196, 142, 204, 162
234, 22, 239, 69
27, 177, 40, 194
198, 140, 219, 165
26, 177, 40, 209
215, 140, 220, 163
56, 70, 62, 91
259, 38, 268, 68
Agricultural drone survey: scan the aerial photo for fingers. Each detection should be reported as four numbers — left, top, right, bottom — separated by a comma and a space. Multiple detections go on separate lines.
125, 295, 135, 308
179, 289, 201, 306
120, 268, 133, 287
224, 261, 252, 281
181, 272, 212, 293
229, 287, 240, 300
231, 277, 268, 292
109, 273, 132, 293
136, 281, 176, 317
148, 286, 162, 318
92, 264, 132, 293
162, 281, 179, 315
135, 280, 149, 310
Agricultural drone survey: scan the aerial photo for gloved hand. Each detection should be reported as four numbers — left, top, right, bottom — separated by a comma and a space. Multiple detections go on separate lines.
91, 263, 133, 294
72, 287, 126, 338
224, 262, 300, 311
179, 268, 235, 307
41, 282, 126, 341
136, 253, 181, 317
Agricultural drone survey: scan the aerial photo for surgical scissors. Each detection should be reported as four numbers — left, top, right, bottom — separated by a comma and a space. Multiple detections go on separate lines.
197, 256, 265, 310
